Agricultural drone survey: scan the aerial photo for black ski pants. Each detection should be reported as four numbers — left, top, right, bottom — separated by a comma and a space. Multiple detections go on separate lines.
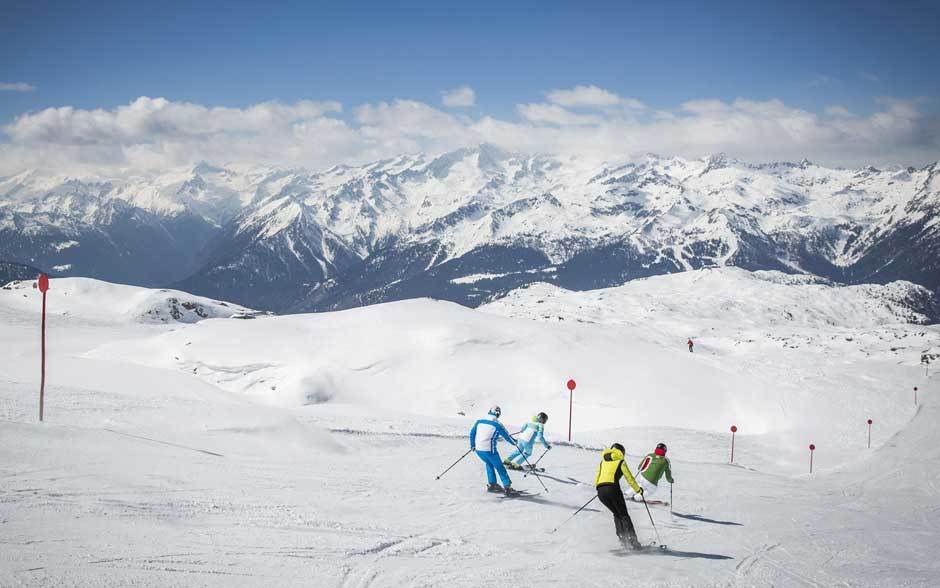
596, 483, 637, 540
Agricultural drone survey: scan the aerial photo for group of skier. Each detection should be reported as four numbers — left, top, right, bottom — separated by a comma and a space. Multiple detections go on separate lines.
468, 405, 549, 496
468, 405, 674, 549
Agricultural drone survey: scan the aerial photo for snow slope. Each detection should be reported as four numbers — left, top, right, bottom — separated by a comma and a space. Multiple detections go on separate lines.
1, 274, 938, 586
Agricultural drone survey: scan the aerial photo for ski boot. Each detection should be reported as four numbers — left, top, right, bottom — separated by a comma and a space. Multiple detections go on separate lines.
503, 485, 521, 497
486, 483, 504, 493
622, 531, 643, 551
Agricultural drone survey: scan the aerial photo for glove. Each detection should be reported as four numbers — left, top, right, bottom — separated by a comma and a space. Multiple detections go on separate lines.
546, 445, 552, 450
636, 487, 644, 495
470, 446, 475, 451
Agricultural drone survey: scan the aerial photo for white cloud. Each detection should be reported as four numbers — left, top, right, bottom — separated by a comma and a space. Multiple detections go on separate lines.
441, 86, 476, 108
860, 71, 881, 83
681, 99, 732, 114
0, 82, 36, 92
516, 103, 603, 126
546, 84, 645, 110
1, 88, 937, 176
515, 85, 646, 127
825, 105, 853, 118
6, 97, 342, 144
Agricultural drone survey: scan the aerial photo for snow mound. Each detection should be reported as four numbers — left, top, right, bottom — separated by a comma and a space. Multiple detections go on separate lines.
87, 268, 939, 472
91, 298, 771, 431
0, 277, 265, 324
484, 267, 940, 328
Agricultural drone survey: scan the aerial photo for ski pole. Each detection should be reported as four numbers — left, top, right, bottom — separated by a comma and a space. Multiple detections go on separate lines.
670, 483, 673, 517
435, 448, 474, 480
641, 494, 666, 549
550, 494, 597, 533
523, 448, 550, 478
517, 449, 549, 492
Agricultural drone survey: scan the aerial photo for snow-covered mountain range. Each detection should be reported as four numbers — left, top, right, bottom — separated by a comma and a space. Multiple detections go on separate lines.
2, 145, 939, 312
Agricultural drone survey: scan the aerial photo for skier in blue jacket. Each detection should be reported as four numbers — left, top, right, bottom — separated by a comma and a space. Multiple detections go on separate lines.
470, 405, 520, 496
504, 412, 551, 470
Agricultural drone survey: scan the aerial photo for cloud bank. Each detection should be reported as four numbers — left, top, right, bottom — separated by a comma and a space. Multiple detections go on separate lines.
0, 82, 36, 92
2, 86, 938, 175
441, 86, 476, 108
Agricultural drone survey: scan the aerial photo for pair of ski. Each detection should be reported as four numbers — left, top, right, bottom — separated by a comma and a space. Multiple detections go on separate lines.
504, 463, 545, 472
492, 488, 541, 499
642, 500, 670, 506
623, 542, 669, 553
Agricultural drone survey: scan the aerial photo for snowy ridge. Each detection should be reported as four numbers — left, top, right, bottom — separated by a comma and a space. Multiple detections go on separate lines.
0, 277, 265, 324
482, 267, 940, 328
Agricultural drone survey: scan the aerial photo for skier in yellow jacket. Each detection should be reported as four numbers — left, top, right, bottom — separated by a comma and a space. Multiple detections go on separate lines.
594, 443, 644, 549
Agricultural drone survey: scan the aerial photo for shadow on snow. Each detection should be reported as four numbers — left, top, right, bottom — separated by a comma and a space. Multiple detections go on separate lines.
609, 548, 734, 560
672, 512, 743, 526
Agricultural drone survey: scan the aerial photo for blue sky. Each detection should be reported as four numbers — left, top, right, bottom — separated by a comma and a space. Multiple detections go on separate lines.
4, 0, 938, 119
1, 0, 938, 172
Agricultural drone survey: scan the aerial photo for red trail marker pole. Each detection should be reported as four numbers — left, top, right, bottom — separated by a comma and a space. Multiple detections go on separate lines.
566, 379, 576, 442
37, 273, 50, 422
867, 419, 873, 449
809, 444, 815, 473
730, 425, 737, 463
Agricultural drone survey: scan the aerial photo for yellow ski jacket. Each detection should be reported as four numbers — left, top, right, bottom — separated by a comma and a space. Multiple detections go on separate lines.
594, 447, 642, 494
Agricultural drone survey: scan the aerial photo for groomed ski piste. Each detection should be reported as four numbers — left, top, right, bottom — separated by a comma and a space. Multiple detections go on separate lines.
1, 268, 939, 587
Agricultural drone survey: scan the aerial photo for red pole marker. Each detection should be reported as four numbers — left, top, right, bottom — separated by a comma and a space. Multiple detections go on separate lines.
867, 419, 873, 449
37, 273, 50, 422
566, 379, 576, 442
730, 425, 738, 463
809, 444, 815, 473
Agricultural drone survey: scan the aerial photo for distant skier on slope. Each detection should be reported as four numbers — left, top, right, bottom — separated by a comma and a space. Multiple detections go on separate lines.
687, 338, 694, 353
470, 405, 521, 496
594, 443, 644, 550
631, 442, 674, 502
504, 412, 551, 470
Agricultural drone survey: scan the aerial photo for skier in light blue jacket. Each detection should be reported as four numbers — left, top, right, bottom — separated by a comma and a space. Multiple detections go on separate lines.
504, 412, 551, 470
470, 405, 520, 496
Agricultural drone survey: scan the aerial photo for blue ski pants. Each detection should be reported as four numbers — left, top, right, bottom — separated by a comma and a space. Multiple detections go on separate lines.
507, 440, 533, 464
476, 450, 512, 487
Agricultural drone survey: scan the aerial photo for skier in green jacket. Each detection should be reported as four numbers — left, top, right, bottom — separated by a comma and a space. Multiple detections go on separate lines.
631, 443, 674, 502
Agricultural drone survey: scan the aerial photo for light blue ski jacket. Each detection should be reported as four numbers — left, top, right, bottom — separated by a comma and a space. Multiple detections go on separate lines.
518, 419, 550, 449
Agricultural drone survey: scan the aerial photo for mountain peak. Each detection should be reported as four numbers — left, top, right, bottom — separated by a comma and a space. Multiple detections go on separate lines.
192, 161, 228, 176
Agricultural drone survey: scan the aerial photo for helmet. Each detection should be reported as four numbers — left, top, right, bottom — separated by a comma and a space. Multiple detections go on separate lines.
488, 405, 501, 418
655, 442, 667, 455
611, 443, 625, 454
537, 412, 548, 424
